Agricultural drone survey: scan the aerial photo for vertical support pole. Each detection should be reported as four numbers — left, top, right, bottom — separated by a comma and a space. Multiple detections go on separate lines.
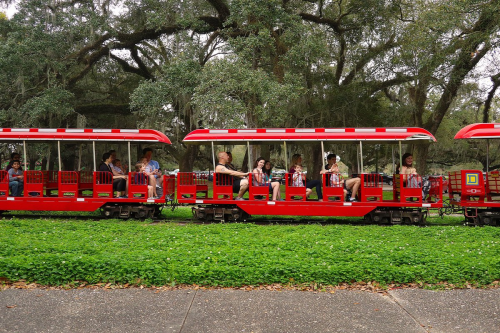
128, 141, 132, 173
23, 140, 27, 171
57, 141, 61, 171
392, 146, 395, 174
487, 139, 490, 172
284, 141, 288, 172
356, 144, 360, 174
211, 142, 216, 171
321, 141, 325, 170
93, 141, 96, 172
399, 141, 402, 172
359, 141, 364, 174
247, 141, 251, 172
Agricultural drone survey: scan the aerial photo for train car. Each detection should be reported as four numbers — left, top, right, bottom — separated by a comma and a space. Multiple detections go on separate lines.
0, 128, 175, 218
178, 127, 444, 224
452, 123, 500, 225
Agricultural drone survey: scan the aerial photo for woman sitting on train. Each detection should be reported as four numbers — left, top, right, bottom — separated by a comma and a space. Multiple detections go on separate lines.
99, 152, 127, 198
289, 154, 323, 201
8, 160, 24, 196
397, 153, 430, 198
252, 157, 282, 201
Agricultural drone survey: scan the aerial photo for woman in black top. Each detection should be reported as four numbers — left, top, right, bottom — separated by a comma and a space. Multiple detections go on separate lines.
99, 152, 127, 198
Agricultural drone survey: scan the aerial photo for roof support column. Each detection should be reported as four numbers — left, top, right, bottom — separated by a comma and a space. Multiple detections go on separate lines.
128, 141, 132, 173
399, 141, 402, 172
487, 139, 490, 172
78, 144, 82, 171
211, 142, 216, 171
321, 141, 325, 170
93, 141, 96, 172
284, 141, 288, 172
57, 141, 61, 171
359, 141, 364, 174
392, 146, 395, 174
247, 141, 251, 172
23, 140, 27, 171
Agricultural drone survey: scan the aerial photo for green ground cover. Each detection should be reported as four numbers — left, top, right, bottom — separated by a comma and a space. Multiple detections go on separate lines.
1, 215, 499, 287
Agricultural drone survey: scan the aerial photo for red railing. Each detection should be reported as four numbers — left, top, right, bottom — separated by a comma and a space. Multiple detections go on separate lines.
249, 173, 270, 201
285, 173, 307, 201
0, 170, 8, 197
360, 173, 383, 202
25, 171, 44, 197
78, 170, 94, 196
213, 173, 234, 200
129, 172, 149, 198
93, 171, 114, 198
59, 171, 79, 197
322, 173, 344, 202
177, 172, 208, 200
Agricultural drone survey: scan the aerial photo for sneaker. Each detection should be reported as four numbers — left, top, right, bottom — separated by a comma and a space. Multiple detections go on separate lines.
349, 198, 358, 202
119, 195, 128, 198
154, 196, 161, 199
235, 197, 245, 201
276, 198, 285, 201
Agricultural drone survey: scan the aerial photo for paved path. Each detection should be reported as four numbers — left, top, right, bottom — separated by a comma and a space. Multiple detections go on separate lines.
1, 289, 499, 332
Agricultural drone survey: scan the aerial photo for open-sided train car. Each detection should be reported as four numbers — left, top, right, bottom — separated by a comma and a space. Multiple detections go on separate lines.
452, 123, 500, 225
0, 128, 175, 218
178, 127, 444, 224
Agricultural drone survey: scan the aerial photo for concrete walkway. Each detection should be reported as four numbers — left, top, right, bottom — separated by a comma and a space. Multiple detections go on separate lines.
1, 289, 499, 333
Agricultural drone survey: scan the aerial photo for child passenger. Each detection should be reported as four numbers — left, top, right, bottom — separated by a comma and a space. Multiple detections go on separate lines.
135, 162, 154, 199
292, 164, 312, 199
8, 160, 24, 196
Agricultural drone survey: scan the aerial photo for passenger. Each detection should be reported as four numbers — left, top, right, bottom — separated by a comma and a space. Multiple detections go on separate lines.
322, 153, 360, 202
8, 160, 23, 196
289, 153, 323, 201
142, 148, 162, 195
139, 157, 158, 198
134, 162, 154, 199
397, 153, 431, 198
215, 152, 249, 200
5, 152, 22, 172
252, 157, 282, 201
292, 164, 312, 198
226, 151, 237, 171
109, 150, 128, 175
99, 152, 127, 198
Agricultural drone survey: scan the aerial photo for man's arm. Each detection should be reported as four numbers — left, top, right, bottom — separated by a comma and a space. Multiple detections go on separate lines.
216, 165, 247, 178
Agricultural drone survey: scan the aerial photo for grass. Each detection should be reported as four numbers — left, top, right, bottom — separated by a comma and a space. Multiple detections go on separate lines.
1, 216, 499, 288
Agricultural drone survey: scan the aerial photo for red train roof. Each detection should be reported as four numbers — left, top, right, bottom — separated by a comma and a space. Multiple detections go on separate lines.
454, 123, 500, 139
0, 128, 171, 144
183, 128, 436, 144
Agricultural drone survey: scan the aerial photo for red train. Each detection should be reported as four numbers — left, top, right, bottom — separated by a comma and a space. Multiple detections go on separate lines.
0, 124, 497, 225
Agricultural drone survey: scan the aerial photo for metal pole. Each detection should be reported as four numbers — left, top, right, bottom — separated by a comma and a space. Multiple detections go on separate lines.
356, 144, 360, 174
93, 141, 96, 171
247, 141, 251, 172
57, 141, 61, 171
23, 140, 27, 170
399, 141, 402, 172
487, 139, 490, 172
359, 141, 364, 174
128, 141, 132, 173
284, 141, 288, 172
392, 146, 395, 174
211, 142, 216, 171
321, 141, 325, 170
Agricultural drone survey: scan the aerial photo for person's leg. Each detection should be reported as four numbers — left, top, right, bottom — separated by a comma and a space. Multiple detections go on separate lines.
271, 182, 279, 200
306, 188, 312, 198
306, 179, 323, 200
346, 177, 361, 198
148, 185, 154, 198
238, 178, 249, 198
148, 175, 157, 196
9, 181, 18, 196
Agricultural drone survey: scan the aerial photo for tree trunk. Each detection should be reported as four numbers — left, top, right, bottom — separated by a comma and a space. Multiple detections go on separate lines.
414, 143, 430, 175
310, 144, 323, 180
178, 145, 199, 172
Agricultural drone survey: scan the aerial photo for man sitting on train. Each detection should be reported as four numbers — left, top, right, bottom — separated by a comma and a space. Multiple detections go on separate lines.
99, 152, 127, 198
215, 152, 249, 200
142, 148, 163, 191
322, 153, 360, 202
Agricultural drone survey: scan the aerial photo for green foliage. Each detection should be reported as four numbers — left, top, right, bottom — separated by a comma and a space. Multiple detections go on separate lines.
1, 218, 500, 287
18, 87, 75, 127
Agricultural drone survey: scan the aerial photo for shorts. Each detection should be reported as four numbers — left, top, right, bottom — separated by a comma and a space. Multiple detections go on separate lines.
113, 178, 126, 192
232, 178, 242, 193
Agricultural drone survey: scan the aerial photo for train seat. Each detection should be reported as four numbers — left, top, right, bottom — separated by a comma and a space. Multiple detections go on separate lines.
448, 170, 485, 203
58, 171, 79, 197
486, 171, 500, 201
0, 170, 8, 196
24, 171, 44, 197
128, 172, 149, 198
93, 171, 114, 198
213, 173, 234, 200
360, 173, 383, 202
177, 172, 208, 200
285, 173, 306, 201
43, 170, 58, 196
78, 170, 94, 197
322, 173, 344, 201
393, 174, 422, 203
249, 173, 270, 201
